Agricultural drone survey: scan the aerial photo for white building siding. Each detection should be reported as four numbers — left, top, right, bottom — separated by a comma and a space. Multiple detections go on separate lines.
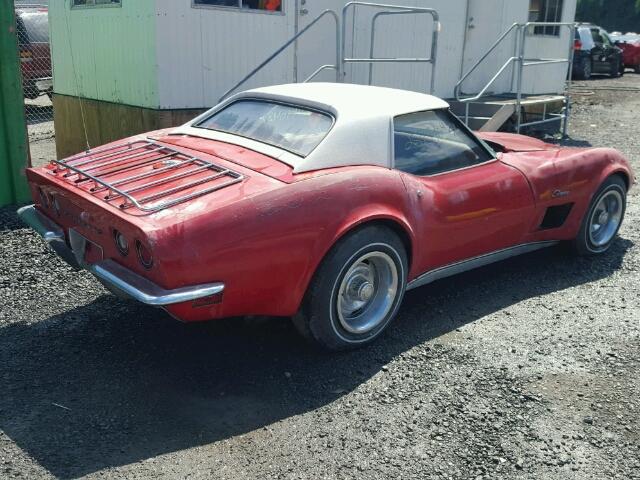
155, 0, 296, 109
152, 0, 577, 109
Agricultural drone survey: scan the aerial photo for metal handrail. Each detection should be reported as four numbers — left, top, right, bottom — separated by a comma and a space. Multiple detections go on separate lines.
304, 64, 338, 83
342, 1, 439, 94
219, 9, 340, 102
454, 23, 520, 101
454, 22, 575, 136
459, 56, 518, 103
367, 10, 436, 88
514, 22, 576, 133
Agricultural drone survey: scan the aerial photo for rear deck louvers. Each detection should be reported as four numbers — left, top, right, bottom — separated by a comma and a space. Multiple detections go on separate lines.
48, 140, 243, 213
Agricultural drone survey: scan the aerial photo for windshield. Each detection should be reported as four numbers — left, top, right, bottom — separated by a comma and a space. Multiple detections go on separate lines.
195, 100, 333, 157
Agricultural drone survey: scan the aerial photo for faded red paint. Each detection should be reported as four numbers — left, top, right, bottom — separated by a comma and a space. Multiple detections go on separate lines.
24, 130, 634, 323
618, 40, 640, 69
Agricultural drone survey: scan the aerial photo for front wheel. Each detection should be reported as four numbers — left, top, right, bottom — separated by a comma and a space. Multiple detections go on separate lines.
293, 225, 408, 350
572, 176, 627, 255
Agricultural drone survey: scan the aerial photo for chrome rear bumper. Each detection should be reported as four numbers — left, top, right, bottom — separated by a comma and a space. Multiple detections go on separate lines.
17, 205, 224, 306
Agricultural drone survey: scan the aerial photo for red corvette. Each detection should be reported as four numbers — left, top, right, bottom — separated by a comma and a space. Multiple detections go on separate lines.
19, 84, 634, 349
611, 33, 640, 72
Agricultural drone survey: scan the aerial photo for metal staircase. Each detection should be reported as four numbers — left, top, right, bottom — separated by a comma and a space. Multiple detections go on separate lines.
217, 5, 574, 138
219, 1, 440, 102
452, 22, 576, 136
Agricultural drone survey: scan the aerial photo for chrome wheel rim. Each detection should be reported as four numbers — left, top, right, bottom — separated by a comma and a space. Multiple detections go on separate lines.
589, 190, 623, 247
337, 252, 399, 335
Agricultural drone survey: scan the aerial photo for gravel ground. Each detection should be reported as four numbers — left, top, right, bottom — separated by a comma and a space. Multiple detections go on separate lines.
1, 74, 639, 480
25, 94, 56, 168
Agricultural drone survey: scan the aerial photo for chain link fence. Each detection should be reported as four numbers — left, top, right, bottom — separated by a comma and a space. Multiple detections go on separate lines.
15, 1, 55, 164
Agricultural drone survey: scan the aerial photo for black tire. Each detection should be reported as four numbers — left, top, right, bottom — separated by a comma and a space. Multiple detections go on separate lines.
634, 65, 640, 74
610, 58, 622, 78
572, 176, 627, 256
575, 58, 592, 80
293, 225, 408, 350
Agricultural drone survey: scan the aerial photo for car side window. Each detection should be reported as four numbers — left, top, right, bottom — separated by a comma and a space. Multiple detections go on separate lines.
591, 28, 604, 44
393, 110, 494, 177
601, 31, 612, 46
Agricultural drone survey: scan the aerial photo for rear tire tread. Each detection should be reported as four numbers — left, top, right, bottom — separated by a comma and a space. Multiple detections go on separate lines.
293, 225, 408, 350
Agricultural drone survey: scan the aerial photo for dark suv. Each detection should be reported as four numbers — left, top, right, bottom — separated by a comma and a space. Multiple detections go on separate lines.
573, 24, 624, 79
15, 5, 52, 99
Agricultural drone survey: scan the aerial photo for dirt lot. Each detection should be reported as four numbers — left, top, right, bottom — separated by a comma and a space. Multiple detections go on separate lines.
25, 94, 56, 168
1, 75, 639, 480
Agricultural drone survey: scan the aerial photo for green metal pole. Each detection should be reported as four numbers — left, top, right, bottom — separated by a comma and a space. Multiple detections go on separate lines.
0, 0, 31, 207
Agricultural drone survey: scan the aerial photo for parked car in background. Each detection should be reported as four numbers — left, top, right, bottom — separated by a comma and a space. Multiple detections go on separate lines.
573, 24, 624, 79
610, 32, 640, 73
15, 5, 52, 99
17, 84, 634, 350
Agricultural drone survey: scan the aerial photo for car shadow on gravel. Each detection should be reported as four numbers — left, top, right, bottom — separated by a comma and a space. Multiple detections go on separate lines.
0, 238, 632, 478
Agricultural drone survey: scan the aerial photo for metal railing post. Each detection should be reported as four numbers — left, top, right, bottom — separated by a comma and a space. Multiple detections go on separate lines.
563, 24, 576, 138
515, 24, 526, 133
368, 9, 437, 89
510, 25, 520, 92
429, 12, 439, 95
342, 2, 439, 94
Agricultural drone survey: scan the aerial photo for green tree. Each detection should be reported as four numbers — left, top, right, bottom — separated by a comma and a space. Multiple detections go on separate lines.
576, 0, 640, 32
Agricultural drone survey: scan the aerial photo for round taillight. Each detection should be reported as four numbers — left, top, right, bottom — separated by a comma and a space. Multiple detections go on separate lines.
113, 229, 129, 256
38, 187, 49, 208
136, 240, 153, 269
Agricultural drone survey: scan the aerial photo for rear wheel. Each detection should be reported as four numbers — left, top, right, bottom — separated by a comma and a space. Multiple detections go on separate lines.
575, 58, 592, 80
572, 176, 627, 255
610, 58, 622, 78
293, 225, 407, 350
634, 65, 640, 74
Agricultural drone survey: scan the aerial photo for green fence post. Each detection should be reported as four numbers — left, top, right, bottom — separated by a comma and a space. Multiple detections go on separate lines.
0, 0, 31, 207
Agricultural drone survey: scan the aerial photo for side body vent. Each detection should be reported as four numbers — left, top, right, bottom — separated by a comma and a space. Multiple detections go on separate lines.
540, 203, 574, 230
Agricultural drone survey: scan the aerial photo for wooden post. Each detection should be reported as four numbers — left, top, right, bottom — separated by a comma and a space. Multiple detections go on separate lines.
0, 0, 31, 207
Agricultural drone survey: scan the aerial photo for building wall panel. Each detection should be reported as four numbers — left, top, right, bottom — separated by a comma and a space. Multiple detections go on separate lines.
49, 0, 158, 108
155, 0, 296, 109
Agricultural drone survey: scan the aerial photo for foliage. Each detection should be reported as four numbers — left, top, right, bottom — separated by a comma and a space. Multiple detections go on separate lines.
576, 0, 640, 32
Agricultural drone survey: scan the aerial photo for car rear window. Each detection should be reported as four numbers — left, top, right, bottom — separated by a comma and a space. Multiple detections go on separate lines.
19, 12, 49, 43
195, 100, 333, 157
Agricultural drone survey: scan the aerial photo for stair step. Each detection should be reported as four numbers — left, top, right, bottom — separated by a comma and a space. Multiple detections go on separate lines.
449, 102, 504, 118
479, 103, 516, 132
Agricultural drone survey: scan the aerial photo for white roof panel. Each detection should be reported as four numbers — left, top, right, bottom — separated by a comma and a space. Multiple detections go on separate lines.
173, 83, 450, 173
